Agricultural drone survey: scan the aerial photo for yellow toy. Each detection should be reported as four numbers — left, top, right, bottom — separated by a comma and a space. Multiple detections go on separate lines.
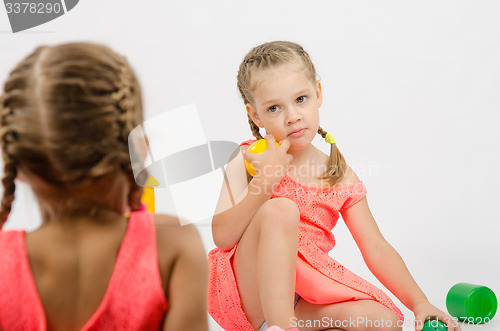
244, 139, 279, 176
140, 188, 155, 213
140, 174, 159, 213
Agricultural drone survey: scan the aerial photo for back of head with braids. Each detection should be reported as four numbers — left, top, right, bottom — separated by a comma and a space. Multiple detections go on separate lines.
0, 42, 144, 228
237, 41, 347, 185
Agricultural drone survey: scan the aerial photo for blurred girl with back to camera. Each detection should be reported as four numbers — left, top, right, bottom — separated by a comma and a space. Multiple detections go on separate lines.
0, 42, 208, 331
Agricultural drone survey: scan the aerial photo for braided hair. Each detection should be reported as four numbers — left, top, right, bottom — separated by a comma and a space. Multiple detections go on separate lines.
237, 41, 347, 185
0, 42, 144, 228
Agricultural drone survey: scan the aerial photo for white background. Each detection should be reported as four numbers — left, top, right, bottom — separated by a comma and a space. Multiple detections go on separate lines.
1, 1, 499, 330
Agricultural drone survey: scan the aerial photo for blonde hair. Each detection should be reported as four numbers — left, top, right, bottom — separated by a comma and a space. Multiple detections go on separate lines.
237, 41, 347, 185
0, 42, 144, 227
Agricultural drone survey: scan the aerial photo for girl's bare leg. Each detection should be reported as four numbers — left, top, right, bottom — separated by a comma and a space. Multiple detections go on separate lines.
294, 299, 402, 331
233, 198, 300, 330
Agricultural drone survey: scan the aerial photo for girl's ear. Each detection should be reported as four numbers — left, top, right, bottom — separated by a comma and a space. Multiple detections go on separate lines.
128, 186, 143, 212
315, 81, 323, 108
246, 103, 264, 128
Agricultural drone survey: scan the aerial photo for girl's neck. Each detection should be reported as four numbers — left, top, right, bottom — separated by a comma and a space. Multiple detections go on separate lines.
36, 196, 127, 226
287, 144, 329, 181
288, 143, 324, 166
23, 171, 131, 225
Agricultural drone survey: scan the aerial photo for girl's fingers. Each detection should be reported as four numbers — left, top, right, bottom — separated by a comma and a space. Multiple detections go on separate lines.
417, 315, 438, 331
278, 138, 290, 151
418, 315, 461, 331
242, 149, 260, 164
243, 135, 291, 175
447, 316, 461, 331
415, 315, 428, 331
240, 145, 251, 162
264, 134, 277, 146
438, 313, 461, 331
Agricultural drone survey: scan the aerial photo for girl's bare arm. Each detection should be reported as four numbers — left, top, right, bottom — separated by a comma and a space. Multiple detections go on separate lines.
212, 137, 290, 250
161, 223, 209, 331
342, 172, 460, 331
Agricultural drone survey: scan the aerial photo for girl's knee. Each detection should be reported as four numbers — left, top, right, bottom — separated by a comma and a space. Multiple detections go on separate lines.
377, 306, 401, 331
356, 301, 402, 331
237, 199, 299, 250
258, 198, 300, 228
371, 305, 402, 331
379, 313, 402, 331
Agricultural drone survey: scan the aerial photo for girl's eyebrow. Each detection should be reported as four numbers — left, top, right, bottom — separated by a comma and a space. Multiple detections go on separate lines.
294, 89, 310, 96
261, 98, 280, 107
261, 89, 311, 107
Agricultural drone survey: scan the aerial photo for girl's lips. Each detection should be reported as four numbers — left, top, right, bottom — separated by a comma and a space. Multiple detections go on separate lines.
288, 128, 306, 138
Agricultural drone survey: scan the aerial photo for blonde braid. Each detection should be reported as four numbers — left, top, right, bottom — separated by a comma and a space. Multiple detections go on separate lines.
240, 52, 280, 138
248, 115, 263, 140
0, 153, 17, 228
317, 126, 328, 140
0, 95, 18, 228
237, 56, 256, 105
111, 58, 135, 144
317, 126, 347, 185
112, 58, 144, 211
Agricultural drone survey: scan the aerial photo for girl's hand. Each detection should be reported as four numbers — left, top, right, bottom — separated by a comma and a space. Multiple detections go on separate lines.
242, 135, 292, 194
413, 301, 462, 331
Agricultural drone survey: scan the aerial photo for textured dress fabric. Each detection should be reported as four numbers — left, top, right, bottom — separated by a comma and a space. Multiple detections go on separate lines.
0, 210, 168, 330
208, 139, 403, 331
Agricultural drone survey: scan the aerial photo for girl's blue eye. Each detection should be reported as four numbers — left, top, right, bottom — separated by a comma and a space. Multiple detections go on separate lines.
296, 96, 308, 104
268, 105, 280, 113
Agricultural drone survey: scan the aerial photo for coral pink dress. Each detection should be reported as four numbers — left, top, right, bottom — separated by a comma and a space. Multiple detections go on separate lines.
208, 139, 403, 331
0, 210, 168, 330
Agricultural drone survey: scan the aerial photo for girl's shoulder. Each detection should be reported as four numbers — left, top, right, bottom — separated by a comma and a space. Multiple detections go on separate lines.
152, 213, 207, 288
153, 214, 204, 261
337, 166, 362, 187
152, 213, 208, 327
153, 214, 202, 246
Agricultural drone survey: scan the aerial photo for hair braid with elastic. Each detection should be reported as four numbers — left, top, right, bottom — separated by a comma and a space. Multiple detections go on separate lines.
317, 126, 347, 185
110, 56, 144, 211
0, 95, 18, 228
0, 43, 145, 224
248, 115, 263, 140
0, 47, 44, 227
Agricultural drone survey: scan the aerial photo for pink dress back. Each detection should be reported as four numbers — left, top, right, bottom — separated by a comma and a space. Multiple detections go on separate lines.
0, 210, 167, 330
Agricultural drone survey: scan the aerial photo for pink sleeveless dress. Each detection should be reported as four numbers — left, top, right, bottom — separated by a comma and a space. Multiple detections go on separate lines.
208, 139, 403, 331
0, 210, 168, 330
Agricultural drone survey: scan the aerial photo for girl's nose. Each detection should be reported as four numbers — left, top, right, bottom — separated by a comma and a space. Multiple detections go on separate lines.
286, 107, 302, 125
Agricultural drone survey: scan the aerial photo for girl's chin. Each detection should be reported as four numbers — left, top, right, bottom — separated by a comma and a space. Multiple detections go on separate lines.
289, 134, 315, 147
287, 141, 312, 151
